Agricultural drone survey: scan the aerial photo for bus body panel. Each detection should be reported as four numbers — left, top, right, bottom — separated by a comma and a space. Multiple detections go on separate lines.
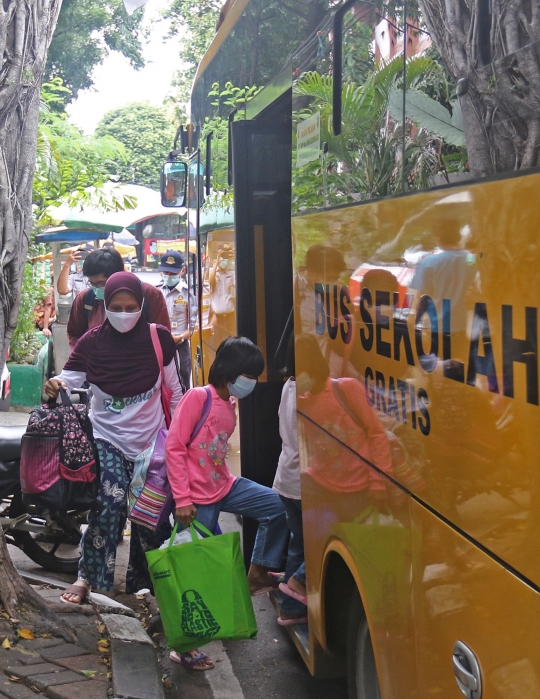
292, 171, 540, 589
411, 498, 540, 698
298, 414, 418, 695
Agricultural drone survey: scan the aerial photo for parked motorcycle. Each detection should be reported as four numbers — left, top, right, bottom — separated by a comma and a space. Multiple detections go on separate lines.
0, 424, 84, 574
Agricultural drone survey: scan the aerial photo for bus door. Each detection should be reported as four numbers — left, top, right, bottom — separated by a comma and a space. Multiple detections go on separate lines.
187, 151, 205, 387
230, 91, 293, 564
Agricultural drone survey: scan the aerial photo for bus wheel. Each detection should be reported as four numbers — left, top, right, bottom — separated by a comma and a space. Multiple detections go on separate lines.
347, 591, 380, 699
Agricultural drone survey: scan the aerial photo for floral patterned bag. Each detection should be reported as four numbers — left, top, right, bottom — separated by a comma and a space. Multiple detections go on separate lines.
129, 386, 212, 530
20, 387, 99, 510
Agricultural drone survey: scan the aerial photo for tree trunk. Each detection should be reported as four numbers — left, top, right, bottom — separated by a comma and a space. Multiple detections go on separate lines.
419, 0, 540, 176
0, 0, 64, 623
0, 0, 62, 362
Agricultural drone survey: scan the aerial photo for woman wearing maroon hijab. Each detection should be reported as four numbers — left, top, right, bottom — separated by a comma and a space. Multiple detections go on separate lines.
45, 272, 183, 604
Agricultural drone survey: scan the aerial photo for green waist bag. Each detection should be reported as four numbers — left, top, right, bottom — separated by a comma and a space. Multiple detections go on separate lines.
146, 520, 257, 652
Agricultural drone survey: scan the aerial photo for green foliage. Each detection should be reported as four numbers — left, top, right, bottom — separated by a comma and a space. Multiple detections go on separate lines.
164, 0, 221, 121
46, 0, 145, 103
9, 265, 47, 365
95, 103, 175, 189
292, 55, 443, 209
201, 82, 263, 210
35, 79, 129, 226
11, 79, 133, 363
166, 0, 328, 121
388, 86, 465, 147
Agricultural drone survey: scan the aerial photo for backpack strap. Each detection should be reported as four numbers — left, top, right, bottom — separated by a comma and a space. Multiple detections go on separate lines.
150, 323, 171, 427
84, 289, 96, 321
187, 386, 212, 446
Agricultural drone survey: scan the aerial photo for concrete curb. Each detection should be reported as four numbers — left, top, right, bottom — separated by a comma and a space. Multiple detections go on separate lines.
100, 614, 164, 699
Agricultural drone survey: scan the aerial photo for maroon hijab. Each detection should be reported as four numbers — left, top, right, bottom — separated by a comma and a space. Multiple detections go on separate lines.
64, 272, 176, 397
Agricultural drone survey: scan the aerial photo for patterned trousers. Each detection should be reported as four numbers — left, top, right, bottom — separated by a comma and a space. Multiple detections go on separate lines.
78, 439, 170, 593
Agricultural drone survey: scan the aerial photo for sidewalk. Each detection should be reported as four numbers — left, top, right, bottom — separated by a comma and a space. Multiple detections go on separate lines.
0, 585, 164, 699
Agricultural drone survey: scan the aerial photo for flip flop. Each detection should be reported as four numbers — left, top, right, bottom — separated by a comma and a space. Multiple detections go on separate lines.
251, 586, 274, 596
268, 571, 286, 586
251, 572, 286, 596
170, 649, 214, 671
60, 583, 89, 605
277, 615, 308, 626
279, 582, 307, 606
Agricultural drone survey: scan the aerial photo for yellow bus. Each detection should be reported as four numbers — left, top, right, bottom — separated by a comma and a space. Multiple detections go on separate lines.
165, 1, 540, 696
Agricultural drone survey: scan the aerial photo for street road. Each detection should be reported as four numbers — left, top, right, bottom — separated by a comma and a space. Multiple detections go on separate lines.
8, 514, 348, 699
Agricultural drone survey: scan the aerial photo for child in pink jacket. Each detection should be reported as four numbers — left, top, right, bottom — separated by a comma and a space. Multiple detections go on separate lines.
165, 336, 287, 670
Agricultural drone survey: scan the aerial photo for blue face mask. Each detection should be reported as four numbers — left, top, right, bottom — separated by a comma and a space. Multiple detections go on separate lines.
94, 287, 105, 301
228, 375, 257, 399
162, 274, 180, 287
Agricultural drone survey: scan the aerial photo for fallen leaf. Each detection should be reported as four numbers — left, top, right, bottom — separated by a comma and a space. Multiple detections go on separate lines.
107, 672, 112, 680
18, 629, 35, 640
0, 613, 9, 620
40, 634, 53, 639
96, 624, 106, 634
7, 676, 20, 681
162, 677, 173, 689
98, 647, 110, 654
80, 671, 96, 677
1, 639, 11, 649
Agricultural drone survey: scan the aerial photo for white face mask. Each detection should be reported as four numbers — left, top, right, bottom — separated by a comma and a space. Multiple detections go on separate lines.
105, 308, 142, 333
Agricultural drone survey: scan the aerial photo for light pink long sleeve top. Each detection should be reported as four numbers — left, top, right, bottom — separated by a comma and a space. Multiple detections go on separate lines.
165, 385, 237, 508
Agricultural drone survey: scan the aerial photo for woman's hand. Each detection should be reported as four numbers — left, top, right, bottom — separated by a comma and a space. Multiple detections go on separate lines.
44, 378, 67, 399
175, 504, 197, 526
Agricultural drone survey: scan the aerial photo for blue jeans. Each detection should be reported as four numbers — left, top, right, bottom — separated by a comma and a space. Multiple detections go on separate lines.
194, 477, 287, 569
280, 496, 307, 614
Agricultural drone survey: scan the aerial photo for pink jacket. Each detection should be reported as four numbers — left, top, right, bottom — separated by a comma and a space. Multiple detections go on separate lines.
165, 385, 237, 508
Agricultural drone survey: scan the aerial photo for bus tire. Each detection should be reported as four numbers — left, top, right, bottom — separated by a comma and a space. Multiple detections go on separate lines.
347, 590, 381, 699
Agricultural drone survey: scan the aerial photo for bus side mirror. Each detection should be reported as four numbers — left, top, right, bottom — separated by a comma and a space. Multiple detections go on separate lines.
161, 161, 187, 208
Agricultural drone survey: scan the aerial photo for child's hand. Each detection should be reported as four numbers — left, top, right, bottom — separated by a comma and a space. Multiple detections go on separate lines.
176, 505, 197, 525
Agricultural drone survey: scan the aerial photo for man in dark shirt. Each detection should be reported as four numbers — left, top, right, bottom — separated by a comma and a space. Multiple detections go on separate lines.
67, 248, 170, 348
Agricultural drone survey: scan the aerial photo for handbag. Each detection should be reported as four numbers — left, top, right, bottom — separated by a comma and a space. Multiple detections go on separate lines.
20, 387, 99, 510
129, 386, 213, 530
146, 520, 257, 652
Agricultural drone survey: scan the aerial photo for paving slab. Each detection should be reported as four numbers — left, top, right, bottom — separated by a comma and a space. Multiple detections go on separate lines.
72, 627, 100, 653
31, 671, 86, 692
111, 639, 164, 699
55, 615, 91, 629
46, 680, 109, 699
101, 615, 152, 646
0, 680, 42, 699
0, 653, 22, 671
39, 645, 91, 662
0, 649, 42, 666
55, 654, 108, 681
19, 639, 64, 651
6, 662, 61, 678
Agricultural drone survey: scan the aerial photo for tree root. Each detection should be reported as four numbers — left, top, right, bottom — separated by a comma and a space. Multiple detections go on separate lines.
0, 530, 77, 643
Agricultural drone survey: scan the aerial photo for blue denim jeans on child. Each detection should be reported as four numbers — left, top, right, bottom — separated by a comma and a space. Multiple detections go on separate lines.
193, 477, 287, 569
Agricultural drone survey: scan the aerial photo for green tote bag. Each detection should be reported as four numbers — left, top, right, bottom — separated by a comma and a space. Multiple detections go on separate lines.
146, 520, 258, 652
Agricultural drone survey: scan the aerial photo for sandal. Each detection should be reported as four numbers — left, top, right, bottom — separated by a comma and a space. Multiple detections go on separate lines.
277, 615, 308, 626
170, 649, 214, 671
279, 582, 307, 606
250, 571, 286, 596
268, 571, 286, 586
60, 583, 89, 605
